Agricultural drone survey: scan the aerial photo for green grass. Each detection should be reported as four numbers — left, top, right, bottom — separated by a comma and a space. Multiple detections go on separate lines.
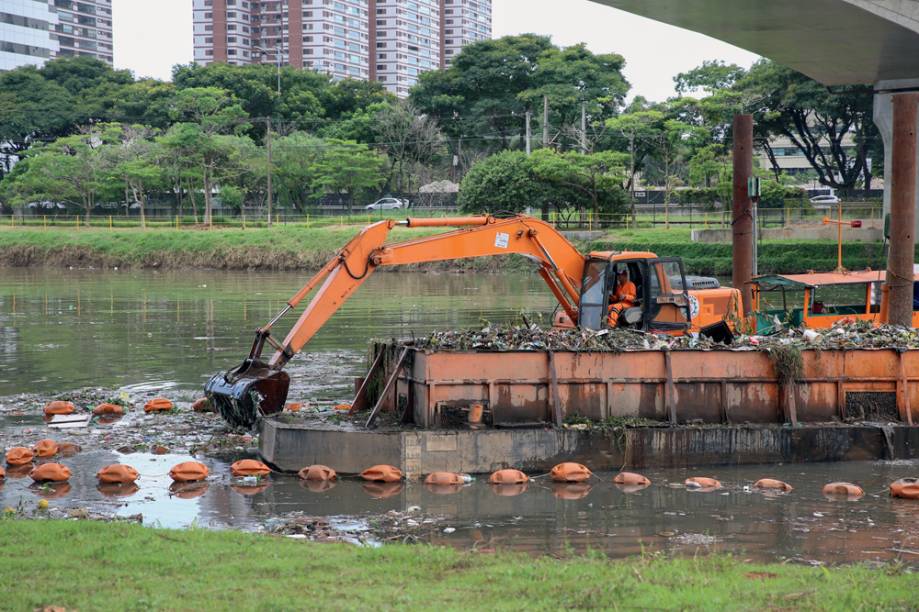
0, 223, 895, 275
0, 520, 916, 611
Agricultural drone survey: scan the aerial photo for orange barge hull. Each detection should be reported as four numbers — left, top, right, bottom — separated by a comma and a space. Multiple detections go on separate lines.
380, 348, 919, 427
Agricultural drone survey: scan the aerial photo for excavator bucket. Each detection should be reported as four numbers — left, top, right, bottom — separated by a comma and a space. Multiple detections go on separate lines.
204, 360, 290, 429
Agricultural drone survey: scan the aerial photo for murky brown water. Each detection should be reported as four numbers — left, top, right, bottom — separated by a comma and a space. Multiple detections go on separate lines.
2, 269, 919, 564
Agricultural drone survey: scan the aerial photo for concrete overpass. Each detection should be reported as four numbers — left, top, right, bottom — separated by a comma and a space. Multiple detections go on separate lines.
589, 0, 919, 324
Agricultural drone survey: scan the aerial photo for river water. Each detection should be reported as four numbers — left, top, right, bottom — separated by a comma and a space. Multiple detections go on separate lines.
2, 268, 918, 564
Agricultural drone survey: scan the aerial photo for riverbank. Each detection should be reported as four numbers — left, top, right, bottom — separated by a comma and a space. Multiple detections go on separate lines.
1, 520, 915, 610
0, 225, 894, 274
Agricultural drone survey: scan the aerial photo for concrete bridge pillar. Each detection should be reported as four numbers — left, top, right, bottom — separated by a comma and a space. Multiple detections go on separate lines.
874, 80, 919, 233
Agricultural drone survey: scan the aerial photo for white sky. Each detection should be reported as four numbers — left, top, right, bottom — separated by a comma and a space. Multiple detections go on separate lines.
112, 0, 761, 101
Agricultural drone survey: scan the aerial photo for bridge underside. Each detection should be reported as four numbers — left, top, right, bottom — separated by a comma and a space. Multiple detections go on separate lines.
591, 0, 919, 86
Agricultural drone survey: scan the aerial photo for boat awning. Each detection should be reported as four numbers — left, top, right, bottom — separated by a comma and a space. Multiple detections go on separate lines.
751, 270, 896, 289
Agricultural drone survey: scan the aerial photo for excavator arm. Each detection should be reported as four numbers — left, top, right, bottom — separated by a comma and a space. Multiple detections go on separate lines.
205, 215, 587, 427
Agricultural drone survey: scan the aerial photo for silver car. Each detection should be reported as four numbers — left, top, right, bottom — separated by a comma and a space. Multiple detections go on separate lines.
365, 197, 408, 211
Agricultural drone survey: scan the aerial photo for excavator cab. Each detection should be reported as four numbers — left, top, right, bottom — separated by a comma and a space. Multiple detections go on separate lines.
579, 254, 692, 333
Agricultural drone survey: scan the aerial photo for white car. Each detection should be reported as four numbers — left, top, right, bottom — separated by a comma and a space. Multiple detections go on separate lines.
365, 197, 408, 211
810, 194, 840, 205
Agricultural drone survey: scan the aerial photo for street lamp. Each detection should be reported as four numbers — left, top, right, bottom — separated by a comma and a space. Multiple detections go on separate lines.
253, 44, 283, 95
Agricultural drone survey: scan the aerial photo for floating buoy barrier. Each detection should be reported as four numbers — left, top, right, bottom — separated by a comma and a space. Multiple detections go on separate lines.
230, 459, 271, 477
96, 464, 139, 485
889, 478, 919, 500
93, 403, 124, 416
192, 398, 212, 413
613, 472, 651, 487
144, 398, 174, 413
488, 469, 528, 485
490, 483, 528, 497
33, 439, 59, 458
169, 481, 209, 499
97, 483, 140, 498
298, 465, 337, 482
30, 462, 71, 483
286, 402, 302, 412
169, 461, 208, 483
360, 464, 403, 482
753, 478, 793, 492
552, 482, 592, 500
424, 472, 465, 486
822, 482, 864, 499
685, 477, 722, 491
43, 400, 75, 416
334, 403, 351, 412
550, 462, 591, 483
362, 481, 404, 499
6, 447, 34, 466
0, 466, 5, 480
57, 443, 81, 457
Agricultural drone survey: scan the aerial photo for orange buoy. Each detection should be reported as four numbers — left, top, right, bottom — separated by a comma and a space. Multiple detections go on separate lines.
360, 464, 403, 482
96, 464, 140, 485
169, 461, 209, 483
43, 400, 75, 416
97, 483, 140, 498
889, 478, 919, 500
488, 469, 528, 485
550, 462, 592, 483
334, 403, 351, 412
424, 472, 465, 486
685, 476, 722, 490
191, 398, 212, 412
298, 465, 337, 482
57, 443, 81, 457
30, 462, 71, 483
613, 471, 651, 487
362, 481, 404, 499
230, 459, 271, 477
552, 482, 592, 500
6, 447, 34, 466
0, 466, 5, 480
93, 403, 124, 416
286, 402, 302, 412
144, 398, 174, 413
169, 481, 209, 499
33, 439, 59, 458
753, 478, 793, 492
822, 482, 864, 499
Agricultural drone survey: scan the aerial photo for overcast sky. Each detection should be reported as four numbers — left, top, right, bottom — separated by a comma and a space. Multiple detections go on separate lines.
112, 0, 760, 101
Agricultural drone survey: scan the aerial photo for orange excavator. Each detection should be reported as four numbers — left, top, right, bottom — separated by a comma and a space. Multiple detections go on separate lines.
205, 215, 742, 427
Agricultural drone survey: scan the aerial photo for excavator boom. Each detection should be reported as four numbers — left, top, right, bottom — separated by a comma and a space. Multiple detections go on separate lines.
205, 215, 588, 427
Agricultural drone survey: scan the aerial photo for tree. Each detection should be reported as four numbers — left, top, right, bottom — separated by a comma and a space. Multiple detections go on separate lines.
674, 60, 746, 96
374, 102, 445, 192
105, 124, 164, 228
457, 151, 546, 215
313, 140, 386, 213
273, 132, 327, 211
530, 149, 628, 221
735, 61, 877, 193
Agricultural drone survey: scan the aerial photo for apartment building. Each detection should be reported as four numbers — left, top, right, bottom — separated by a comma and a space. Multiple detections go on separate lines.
0, 0, 58, 70
442, 0, 490, 66
50, 0, 114, 64
194, 0, 490, 96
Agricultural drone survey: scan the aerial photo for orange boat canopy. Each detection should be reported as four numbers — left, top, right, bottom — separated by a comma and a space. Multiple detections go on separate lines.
751, 270, 919, 289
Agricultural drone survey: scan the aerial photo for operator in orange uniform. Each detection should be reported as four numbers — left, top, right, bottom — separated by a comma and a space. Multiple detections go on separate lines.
608, 269, 637, 328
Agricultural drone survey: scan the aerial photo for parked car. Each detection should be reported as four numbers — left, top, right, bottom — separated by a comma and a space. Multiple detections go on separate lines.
365, 197, 408, 211
809, 194, 840, 205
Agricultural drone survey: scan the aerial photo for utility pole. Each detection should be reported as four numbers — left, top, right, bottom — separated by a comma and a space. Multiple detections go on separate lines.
266, 116, 273, 227
543, 95, 549, 148
732, 114, 754, 315
580, 102, 588, 154
275, 43, 282, 96
525, 111, 532, 155
887, 93, 919, 326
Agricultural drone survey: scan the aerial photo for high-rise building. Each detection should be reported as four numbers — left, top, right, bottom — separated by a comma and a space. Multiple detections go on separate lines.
441, 0, 490, 66
194, 0, 491, 97
50, 0, 114, 65
0, 1, 59, 71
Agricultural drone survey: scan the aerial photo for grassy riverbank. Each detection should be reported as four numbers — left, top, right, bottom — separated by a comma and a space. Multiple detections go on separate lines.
1, 520, 915, 610
0, 224, 893, 274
